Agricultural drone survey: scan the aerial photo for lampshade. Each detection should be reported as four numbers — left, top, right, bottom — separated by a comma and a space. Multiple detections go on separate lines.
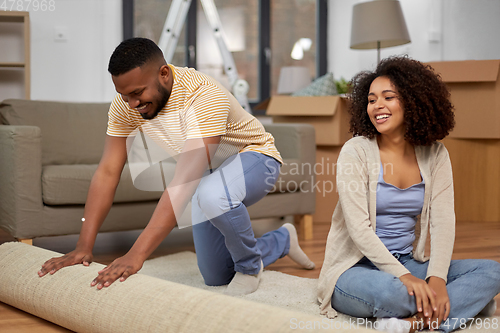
350, 0, 410, 53
277, 66, 311, 95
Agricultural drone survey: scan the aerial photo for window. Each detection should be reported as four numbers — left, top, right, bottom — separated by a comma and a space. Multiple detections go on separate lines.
196, 0, 259, 100
270, 0, 316, 96
133, 0, 187, 67
125, 0, 327, 114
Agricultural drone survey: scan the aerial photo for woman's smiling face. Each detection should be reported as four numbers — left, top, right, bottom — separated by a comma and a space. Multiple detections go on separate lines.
367, 76, 405, 137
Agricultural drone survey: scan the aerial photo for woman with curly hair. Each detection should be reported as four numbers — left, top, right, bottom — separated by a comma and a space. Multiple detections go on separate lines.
317, 56, 500, 333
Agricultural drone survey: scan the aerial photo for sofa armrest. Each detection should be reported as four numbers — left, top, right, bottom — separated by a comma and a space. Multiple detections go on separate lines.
264, 123, 316, 164
0, 125, 43, 237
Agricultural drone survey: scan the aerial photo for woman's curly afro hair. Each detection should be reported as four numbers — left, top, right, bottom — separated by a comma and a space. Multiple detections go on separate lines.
348, 55, 455, 146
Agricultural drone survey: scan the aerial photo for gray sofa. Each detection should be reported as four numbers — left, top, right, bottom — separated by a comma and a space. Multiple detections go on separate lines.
0, 99, 316, 242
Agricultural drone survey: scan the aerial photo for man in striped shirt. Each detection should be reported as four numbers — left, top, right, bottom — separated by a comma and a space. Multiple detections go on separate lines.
39, 38, 314, 295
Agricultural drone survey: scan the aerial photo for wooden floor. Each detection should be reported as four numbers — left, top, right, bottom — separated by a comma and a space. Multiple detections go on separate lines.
0, 220, 499, 332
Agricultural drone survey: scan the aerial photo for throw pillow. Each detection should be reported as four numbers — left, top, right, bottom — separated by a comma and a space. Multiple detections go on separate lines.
292, 72, 338, 96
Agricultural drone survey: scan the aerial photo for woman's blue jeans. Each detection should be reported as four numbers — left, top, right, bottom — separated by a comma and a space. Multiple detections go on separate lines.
191, 152, 290, 286
332, 253, 500, 332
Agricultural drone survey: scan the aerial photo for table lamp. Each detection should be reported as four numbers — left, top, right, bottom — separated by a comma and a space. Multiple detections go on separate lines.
350, 0, 411, 64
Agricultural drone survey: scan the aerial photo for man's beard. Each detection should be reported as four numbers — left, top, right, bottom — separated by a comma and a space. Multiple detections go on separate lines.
141, 81, 171, 120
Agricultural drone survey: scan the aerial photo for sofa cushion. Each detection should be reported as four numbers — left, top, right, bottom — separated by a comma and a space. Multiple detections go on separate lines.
42, 156, 308, 205
42, 164, 163, 205
0, 99, 110, 166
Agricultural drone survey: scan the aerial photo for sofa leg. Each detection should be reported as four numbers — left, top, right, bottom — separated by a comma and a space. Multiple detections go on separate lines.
294, 214, 313, 241
17, 239, 33, 245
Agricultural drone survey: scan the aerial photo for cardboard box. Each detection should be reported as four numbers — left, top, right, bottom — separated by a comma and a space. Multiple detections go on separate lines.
443, 137, 500, 223
266, 95, 351, 146
427, 60, 500, 139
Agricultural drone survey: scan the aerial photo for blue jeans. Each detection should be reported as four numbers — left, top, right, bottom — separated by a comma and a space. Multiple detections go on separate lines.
191, 152, 290, 286
332, 254, 500, 332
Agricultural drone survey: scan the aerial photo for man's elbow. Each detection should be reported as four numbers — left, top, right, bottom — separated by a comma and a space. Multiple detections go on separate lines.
94, 162, 123, 184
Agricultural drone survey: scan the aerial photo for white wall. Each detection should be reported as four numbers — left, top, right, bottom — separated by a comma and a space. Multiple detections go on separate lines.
28, 0, 122, 102
328, 0, 500, 81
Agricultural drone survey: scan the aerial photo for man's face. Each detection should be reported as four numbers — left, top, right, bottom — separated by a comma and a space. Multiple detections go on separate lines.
112, 63, 171, 120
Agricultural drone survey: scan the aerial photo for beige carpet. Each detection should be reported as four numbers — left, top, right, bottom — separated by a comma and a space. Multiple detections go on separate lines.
140, 251, 500, 333
140, 251, 321, 316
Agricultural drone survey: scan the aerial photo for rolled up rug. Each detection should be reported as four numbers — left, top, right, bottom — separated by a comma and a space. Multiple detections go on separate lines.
0, 242, 354, 333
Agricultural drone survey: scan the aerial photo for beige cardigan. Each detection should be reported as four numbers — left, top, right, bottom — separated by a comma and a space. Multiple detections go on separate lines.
317, 136, 456, 318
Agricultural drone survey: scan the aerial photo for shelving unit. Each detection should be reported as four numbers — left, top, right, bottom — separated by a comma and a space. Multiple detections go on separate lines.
0, 11, 30, 99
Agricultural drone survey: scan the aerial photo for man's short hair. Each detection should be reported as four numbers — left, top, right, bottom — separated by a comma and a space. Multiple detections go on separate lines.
108, 37, 164, 76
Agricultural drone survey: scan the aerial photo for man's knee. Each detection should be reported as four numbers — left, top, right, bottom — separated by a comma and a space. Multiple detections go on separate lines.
198, 263, 234, 286
201, 273, 234, 287
196, 185, 230, 219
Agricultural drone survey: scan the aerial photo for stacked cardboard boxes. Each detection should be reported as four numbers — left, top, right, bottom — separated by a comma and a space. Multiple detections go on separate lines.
428, 60, 500, 222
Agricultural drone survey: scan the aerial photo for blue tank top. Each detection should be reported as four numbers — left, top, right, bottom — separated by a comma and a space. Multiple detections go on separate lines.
376, 163, 425, 254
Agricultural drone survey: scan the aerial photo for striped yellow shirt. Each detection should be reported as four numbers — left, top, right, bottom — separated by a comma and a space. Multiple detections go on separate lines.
106, 65, 282, 168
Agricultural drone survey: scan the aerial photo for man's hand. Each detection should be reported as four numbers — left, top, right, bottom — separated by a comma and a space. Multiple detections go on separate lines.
90, 253, 144, 290
427, 277, 450, 331
399, 273, 437, 321
38, 249, 93, 277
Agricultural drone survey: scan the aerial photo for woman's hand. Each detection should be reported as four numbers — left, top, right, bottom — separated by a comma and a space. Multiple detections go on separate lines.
427, 277, 450, 330
90, 253, 144, 289
399, 273, 437, 320
38, 248, 93, 277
